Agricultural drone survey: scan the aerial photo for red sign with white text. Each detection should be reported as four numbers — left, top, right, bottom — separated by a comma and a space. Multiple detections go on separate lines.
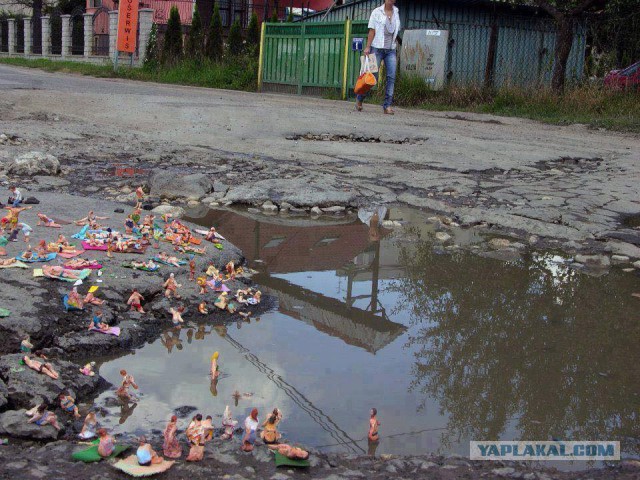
117, 0, 139, 53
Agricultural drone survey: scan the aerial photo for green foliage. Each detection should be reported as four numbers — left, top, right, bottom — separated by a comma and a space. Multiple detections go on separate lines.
271, 9, 279, 23
246, 12, 260, 56
387, 73, 640, 132
144, 23, 159, 70
186, 8, 204, 61
56, 0, 85, 14
226, 18, 243, 57
0, 55, 258, 92
162, 6, 183, 65
206, 3, 223, 62
287, 10, 294, 23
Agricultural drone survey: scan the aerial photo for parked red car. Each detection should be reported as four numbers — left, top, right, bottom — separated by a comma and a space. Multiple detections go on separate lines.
604, 60, 640, 89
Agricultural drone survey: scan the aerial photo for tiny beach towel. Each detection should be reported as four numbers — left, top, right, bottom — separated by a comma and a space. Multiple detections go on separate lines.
0, 260, 29, 269
122, 263, 159, 272
57, 250, 86, 259
16, 252, 57, 263
43, 268, 91, 282
0, 308, 10, 317
89, 326, 121, 336
152, 257, 187, 266
72, 444, 129, 463
274, 452, 310, 468
113, 455, 175, 477
71, 225, 89, 239
81, 241, 108, 251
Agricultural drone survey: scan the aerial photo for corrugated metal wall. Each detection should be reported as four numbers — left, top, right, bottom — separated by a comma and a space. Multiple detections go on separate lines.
302, 0, 587, 87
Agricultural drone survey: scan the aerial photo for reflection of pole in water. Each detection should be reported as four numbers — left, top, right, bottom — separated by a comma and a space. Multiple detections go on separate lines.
370, 240, 380, 314
223, 333, 365, 454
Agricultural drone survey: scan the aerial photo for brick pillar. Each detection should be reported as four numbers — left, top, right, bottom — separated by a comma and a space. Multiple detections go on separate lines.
83, 13, 93, 57
7, 18, 15, 55
24, 17, 32, 54
137, 9, 153, 64
108, 10, 118, 61
41, 15, 51, 55
61, 14, 71, 57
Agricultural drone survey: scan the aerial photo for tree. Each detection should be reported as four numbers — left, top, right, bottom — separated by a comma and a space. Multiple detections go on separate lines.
287, 10, 294, 22
525, 0, 603, 91
143, 23, 159, 70
226, 18, 243, 57
163, 6, 183, 64
271, 9, 279, 23
186, 8, 204, 60
246, 12, 260, 56
205, 2, 223, 61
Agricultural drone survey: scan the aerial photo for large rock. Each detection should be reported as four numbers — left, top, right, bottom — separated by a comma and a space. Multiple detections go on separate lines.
574, 254, 610, 268
7, 152, 61, 176
149, 172, 213, 200
151, 204, 185, 218
0, 409, 59, 440
224, 178, 358, 207
0, 354, 102, 409
33, 175, 70, 187
53, 320, 155, 359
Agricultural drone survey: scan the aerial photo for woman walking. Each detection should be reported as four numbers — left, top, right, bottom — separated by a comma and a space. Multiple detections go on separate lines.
356, 0, 401, 114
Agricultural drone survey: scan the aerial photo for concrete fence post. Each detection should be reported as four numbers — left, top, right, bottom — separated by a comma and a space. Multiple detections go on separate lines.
83, 13, 93, 57
137, 8, 154, 64
61, 14, 72, 57
24, 17, 32, 55
7, 18, 15, 55
41, 15, 50, 55
108, 10, 118, 62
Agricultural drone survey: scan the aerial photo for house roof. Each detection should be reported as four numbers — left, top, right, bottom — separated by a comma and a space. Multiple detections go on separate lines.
303, 0, 548, 21
140, 0, 195, 25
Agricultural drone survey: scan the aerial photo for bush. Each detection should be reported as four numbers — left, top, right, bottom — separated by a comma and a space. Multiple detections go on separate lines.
186, 8, 203, 61
206, 3, 223, 62
271, 10, 279, 23
162, 6, 183, 65
143, 23, 159, 70
246, 12, 260, 56
226, 18, 243, 57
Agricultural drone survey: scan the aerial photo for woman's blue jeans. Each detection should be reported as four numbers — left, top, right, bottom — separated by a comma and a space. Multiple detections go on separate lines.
356, 47, 397, 109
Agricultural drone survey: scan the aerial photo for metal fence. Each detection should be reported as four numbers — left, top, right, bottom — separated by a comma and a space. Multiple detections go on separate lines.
260, 20, 369, 97
405, 17, 586, 88
261, 15, 587, 96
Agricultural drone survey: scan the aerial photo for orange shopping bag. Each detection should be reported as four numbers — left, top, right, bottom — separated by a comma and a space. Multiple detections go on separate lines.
354, 55, 377, 95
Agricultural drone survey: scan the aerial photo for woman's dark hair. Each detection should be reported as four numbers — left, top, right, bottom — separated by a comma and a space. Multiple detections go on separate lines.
195, 414, 203, 421
268, 414, 277, 424
206, 415, 212, 420
37, 404, 47, 413
371, 408, 377, 416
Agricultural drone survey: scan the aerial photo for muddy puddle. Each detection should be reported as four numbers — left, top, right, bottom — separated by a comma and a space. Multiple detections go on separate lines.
92, 206, 640, 469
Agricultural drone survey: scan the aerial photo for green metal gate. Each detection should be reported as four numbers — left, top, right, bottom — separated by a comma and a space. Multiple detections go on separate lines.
258, 20, 369, 98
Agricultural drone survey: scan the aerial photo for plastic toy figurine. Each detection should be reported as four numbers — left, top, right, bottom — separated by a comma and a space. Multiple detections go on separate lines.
127, 289, 145, 313
163, 273, 181, 299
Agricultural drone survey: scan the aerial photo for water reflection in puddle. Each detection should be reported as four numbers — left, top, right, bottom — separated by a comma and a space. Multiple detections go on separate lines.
93, 206, 640, 468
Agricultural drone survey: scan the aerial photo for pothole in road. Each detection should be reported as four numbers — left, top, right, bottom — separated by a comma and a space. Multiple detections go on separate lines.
535, 156, 604, 172
286, 133, 427, 145
622, 213, 640, 229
